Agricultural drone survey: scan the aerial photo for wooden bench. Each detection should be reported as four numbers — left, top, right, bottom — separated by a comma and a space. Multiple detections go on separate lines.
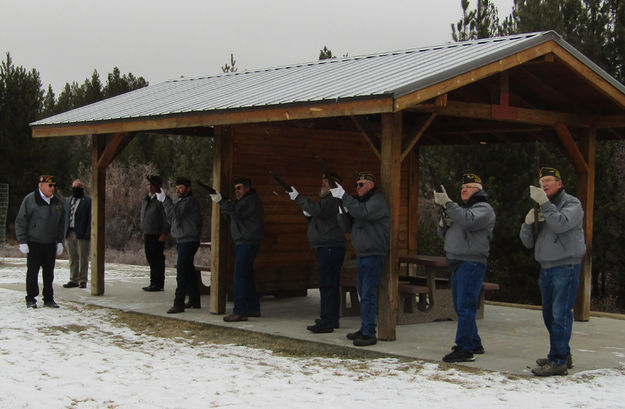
194, 242, 211, 295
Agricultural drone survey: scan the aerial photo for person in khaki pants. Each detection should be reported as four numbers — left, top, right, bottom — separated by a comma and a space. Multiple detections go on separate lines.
62, 180, 91, 289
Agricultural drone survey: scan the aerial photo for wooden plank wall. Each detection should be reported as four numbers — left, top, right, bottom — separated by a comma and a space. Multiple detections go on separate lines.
225, 124, 411, 294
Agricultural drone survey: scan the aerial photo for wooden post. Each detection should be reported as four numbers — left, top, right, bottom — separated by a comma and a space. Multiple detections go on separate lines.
408, 149, 419, 275
210, 126, 233, 314
378, 112, 402, 341
574, 128, 596, 321
91, 135, 106, 295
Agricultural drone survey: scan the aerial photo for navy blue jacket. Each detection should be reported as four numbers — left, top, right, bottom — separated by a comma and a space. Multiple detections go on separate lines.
64, 195, 92, 240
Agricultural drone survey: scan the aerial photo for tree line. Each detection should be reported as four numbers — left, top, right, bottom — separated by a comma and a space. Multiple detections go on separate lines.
1, 0, 624, 311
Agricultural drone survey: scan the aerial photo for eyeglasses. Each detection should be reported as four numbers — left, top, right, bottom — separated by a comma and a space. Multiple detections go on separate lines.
48, 184, 56, 188
356, 182, 367, 188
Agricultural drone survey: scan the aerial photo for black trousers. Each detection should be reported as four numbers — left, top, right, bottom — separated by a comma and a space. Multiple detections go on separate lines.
173, 241, 200, 308
26, 242, 57, 302
144, 234, 165, 288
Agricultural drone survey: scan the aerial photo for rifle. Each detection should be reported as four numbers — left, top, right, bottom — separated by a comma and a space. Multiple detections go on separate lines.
195, 180, 217, 195
533, 143, 541, 236
269, 171, 293, 193
422, 158, 448, 218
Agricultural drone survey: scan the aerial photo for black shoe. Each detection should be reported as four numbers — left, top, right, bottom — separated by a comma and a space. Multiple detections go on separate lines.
306, 324, 334, 333
184, 301, 201, 309
167, 305, 184, 314
346, 330, 363, 340
143, 285, 163, 292
223, 314, 248, 322
248, 310, 261, 317
26, 299, 37, 309
79, 282, 87, 288
315, 318, 339, 329
63, 281, 79, 288
473, 345, 485, 354
443, 347, 475, 363
353, 335, 377, 347
43, 300, 60, 308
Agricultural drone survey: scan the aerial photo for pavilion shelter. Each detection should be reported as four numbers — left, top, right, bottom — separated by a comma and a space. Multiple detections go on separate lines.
31, 31, 625, 340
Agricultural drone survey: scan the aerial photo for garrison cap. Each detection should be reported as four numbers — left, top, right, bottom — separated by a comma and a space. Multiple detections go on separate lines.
175, 176, 191, 187
461, 173, 482, 185
323, 172, 342, 185
356, 171, 376, 183
146, 175, 163, 189
233, 176, 252, 187
540, 166, 561, 180
39, 175, 57, 184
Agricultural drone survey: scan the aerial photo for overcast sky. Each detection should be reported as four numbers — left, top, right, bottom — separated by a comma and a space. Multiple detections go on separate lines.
1, 0, 514, 94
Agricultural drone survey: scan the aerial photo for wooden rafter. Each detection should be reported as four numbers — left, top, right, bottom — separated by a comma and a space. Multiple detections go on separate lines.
350, 115, 381, 158
553, 123, 589, 173
400, 112, 437, 161
96, 133, 135, 169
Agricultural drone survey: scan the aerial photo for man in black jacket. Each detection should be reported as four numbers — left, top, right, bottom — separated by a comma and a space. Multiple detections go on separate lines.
288, 173, 346, 333
210, 177, 264, 322
62, 179, 92, 289
15, 175, 65, 308
140, 175, 170, 292
157, 177, 202, 314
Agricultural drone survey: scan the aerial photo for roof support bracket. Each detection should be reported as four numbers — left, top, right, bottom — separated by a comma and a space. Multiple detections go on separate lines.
400, 112, 437, 162
96, 133, 135, 169
350, 115, 381, 159
553, 123, 589, 173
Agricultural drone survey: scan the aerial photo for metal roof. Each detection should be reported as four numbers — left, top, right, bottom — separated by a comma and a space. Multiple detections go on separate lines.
31, 31, 625, 127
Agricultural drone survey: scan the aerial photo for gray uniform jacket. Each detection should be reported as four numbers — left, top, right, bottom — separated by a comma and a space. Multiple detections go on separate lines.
437, 189, 496, 264
520, 189, 586, 269
140, 195, 170, 236
337, 190, 389, 256
162, 193, 202, 243
15, 190, 65, 244
295, 193, 345, 249
219, 190, 264, 245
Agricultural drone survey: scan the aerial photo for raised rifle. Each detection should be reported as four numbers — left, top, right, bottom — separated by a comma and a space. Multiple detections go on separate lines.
423, 158, 449, 219
195, 180, 217, 195
314, 155, 346, 213
533, 143, 541, 236
269, 171, 293, 193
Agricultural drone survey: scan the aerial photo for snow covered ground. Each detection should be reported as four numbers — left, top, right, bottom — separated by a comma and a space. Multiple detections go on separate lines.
1, 257, 625, 409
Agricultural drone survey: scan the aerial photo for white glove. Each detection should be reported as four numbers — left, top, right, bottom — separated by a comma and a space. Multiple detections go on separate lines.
56, 243, 63, 256
438, 214, 452, 228
19, 243, 29, 254
209, 192, 222, 202
288, 187, 299, 200
524, 208, 544, 224
156, 188, 166, 202
303, 210, 311, 217
433, 185, 452, 207
330, 183, 345, 199
529, 184, 549, 205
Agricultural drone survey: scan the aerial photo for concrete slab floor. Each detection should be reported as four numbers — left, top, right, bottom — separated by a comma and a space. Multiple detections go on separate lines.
2, 271, 624, 376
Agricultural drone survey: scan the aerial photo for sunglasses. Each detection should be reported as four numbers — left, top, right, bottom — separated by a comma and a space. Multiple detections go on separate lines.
48, 184, 56, 188
234, 185, 246, 191
356, 182, 367, 188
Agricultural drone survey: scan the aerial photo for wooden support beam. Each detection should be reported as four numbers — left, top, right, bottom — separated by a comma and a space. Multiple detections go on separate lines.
350, 115, 381, 158
553, 123, 589, 173
90, 135, 106, 296
408, 149, 419, 276
96, 133, 135, 169
574, 129, 596, 321
409, 100, 594, 128
400, 112, 437, 161
210, 126, 234, 314
31, 97, 394, 138
378, 112, 402, 341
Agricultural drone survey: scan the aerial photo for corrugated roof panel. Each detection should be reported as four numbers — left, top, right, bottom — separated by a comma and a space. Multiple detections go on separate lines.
31, 31, 625, 127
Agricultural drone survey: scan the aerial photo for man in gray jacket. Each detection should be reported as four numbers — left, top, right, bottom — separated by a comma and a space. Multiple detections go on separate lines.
210, 177, 264, 322
288, 172, 346, 333
331, 171, 389, 346
520, 166, 586, 376
15, 175, 65, 308
435, 173, 496, 363
156, 177, 202, 314
141, 175, 170, 292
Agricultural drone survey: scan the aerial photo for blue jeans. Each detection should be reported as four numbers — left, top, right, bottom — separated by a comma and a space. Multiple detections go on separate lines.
539, 264, 580, 365
451, 261, 486, 352
174, 241, 199, 308
233, 244, 260, 316
317, 246, 345, 327
357, 255, 385, 337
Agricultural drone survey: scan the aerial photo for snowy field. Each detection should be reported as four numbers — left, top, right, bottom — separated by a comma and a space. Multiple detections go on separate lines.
1, 257, 625, 409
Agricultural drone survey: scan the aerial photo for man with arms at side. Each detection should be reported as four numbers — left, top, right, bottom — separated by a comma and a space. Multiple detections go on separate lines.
16, 175, 65, 308
141, 175, 169, 292
62, 179, 91, 289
